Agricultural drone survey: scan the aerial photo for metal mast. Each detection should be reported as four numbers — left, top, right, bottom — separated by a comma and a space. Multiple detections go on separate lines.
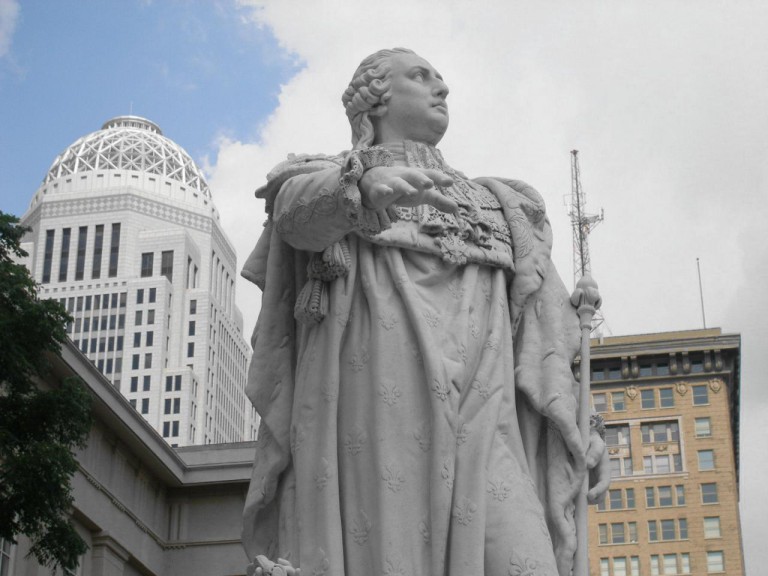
568, 150, 604, 331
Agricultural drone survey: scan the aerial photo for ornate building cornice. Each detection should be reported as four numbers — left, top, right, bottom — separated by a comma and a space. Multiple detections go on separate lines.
38, 193, 213, 233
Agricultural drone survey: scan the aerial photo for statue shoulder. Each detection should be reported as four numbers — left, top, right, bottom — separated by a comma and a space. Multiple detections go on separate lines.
473, 176, 547, 220
256, 152, 347, 214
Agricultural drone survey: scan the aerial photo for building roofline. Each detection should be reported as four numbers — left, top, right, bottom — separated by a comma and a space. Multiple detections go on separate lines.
54, 341, 255, 488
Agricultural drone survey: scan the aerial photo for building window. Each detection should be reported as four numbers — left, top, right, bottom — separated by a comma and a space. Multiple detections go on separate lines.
175, 375, 182, 390
140, 252, 154, 277
135, 310, 143, 326
660, 519, 675, 541
639, 363, 653, 377
598, 524, 608, 545
640, 389, 655, 409
609, 457, 633, 478
147, 309, 155, 325
656, 362, 669, 376
172, 421, 179, 436
600, 559, 609, 576
701, 483, 719, 504
698, 450, 715, 471
161, 250, 174, 282
75, 226, 87, 281
92, 224, 104, 279
136, 289, 144, 304
143, 375, 151, 391
704, 516, 721, 538
163, 422, 170, 437
130, 377, 138, 392
58, 227, 71, 281
189, 321, 196, 336
173, 398, 180, 414
592, 393, 607, 412
144, 353, 152, 369
592, 367, 605, 381
657, 485, 673, 506
643, 454, 681, 474
165, 376, 173, 392
189, 299, 197, 314
695, 417, 712, 437
648, 520, 658, 542
187, 342, 195, 357
612, 391, 625, 411
164, 399, 172, 414
605, 424, 630, 446
659, 387, 674, 408
641, 421, 679, 443
131, 354, 139, 370
146, 331, 154, 346
42, 229, 55, 283
133, 332, 141, 347
609, 489, 623, 510
149, 287, 156, 303
662, 554, 677, 575
706, 551, 724, 573
108, 223, 121, 277
692, 384, 709, 405
141, 398, 149, 414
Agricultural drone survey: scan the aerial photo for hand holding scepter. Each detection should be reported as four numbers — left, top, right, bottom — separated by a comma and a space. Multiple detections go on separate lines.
570, 275, 602, 576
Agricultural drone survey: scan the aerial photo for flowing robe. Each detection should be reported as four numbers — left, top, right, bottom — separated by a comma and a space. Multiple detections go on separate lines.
241, 141, 583, 576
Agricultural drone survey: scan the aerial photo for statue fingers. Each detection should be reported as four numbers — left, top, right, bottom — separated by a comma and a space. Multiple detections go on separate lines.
420, 187, 459, 215
362, 183, 397, 211
420, 168, 454, 188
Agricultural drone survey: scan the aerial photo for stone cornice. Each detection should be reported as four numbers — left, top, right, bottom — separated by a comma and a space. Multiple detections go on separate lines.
37, 193, 213, 233
590, 332, 740, 360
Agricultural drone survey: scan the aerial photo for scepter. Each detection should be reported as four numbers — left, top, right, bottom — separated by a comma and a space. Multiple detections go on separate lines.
570, 275, 601, 576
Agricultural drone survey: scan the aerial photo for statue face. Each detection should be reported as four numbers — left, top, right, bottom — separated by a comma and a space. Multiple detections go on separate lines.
374, 53, 450, 146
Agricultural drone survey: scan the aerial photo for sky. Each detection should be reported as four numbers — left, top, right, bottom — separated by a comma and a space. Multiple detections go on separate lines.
1, 0, 767, 571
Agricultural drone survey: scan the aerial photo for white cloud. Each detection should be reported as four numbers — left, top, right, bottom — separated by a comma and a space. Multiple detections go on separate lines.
0, 0, 19, 59
210, 2, 768, 570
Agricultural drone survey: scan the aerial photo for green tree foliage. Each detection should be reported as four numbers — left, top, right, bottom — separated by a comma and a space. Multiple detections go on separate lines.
0, 211, 93, 571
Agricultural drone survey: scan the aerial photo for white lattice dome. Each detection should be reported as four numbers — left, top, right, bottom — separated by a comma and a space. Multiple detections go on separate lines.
44, 115, 210, 197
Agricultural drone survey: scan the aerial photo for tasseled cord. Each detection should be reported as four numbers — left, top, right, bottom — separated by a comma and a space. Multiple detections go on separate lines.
294, 238, 351, 323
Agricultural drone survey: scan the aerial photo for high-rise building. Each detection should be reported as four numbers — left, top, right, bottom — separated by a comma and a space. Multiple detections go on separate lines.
587, 328, 744, 576
18, 115, 255, 446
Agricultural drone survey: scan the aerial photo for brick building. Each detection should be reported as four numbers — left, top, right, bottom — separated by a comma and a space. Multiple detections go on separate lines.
588, 328, 744, 576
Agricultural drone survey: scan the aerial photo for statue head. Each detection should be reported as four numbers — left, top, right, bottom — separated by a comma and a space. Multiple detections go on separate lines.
343, 48, 450, 148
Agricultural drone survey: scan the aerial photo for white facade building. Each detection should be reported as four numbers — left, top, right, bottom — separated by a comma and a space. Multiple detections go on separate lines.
19, 115, 256, 447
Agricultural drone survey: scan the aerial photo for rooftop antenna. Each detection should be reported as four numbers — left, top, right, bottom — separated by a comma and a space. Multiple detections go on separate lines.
697, 257, 707, 328
568, 150, 606, 334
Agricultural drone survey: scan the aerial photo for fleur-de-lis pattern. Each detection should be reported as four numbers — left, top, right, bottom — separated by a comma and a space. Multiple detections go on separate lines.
379, 382, 402, 407
253, 151, 568, 576
453, 496, 478, 526
382, 464, 405, 492
349, 510, 372, 545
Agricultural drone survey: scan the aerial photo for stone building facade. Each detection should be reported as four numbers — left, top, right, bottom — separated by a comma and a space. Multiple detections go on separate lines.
587, 328, 744, 576
1, 341, 254, 576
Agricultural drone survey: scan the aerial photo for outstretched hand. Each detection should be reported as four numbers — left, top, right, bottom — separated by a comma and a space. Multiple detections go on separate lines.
359, 166, 458, 215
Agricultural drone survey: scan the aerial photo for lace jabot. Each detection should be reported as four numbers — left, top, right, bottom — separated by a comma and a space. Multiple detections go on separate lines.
369, 141, 513, 267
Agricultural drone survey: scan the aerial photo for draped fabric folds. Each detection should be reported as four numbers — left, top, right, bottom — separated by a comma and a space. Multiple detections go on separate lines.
241, 144, 582, 576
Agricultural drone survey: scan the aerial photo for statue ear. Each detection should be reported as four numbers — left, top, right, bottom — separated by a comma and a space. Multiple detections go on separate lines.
368, 104, 388, 118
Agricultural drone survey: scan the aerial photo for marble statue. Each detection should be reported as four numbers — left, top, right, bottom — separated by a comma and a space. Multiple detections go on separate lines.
241, 48, 609, 576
